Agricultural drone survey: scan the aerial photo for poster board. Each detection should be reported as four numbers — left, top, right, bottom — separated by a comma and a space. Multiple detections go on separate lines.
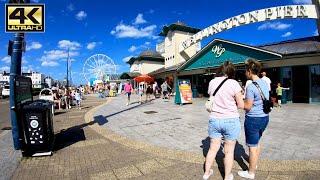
14, 76, 33, 105
176, 79, 193, 104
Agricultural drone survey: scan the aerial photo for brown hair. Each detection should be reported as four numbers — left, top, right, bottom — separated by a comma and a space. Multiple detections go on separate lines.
245, 59, 262, 75
216, 61, 236, 79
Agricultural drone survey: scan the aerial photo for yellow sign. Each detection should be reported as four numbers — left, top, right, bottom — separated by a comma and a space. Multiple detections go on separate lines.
5, 4, 45, 32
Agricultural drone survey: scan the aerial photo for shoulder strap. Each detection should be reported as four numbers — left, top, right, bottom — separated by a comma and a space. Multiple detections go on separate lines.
212, 78, 228, 96
252, 81, 266, 100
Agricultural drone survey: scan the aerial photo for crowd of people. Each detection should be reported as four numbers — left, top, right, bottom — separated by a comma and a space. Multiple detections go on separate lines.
123, 79, 173, 106
50, 85, 84, 110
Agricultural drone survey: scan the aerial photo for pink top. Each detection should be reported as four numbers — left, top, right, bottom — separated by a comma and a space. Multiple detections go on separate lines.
207, 77, 242, 119
124, 83, 132, 93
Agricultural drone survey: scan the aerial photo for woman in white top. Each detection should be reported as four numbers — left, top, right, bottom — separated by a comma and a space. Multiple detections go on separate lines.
203, 61, 244, 180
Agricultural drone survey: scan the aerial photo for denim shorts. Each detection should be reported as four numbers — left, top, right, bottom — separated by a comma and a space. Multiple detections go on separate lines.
208, 117, 241, 141
244, 115, 269, 147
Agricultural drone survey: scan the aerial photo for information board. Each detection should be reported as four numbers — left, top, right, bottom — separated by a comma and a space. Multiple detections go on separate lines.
14, 76, 33, 104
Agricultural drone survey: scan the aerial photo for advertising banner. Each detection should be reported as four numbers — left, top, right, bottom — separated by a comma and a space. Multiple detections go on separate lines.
178, 79, 192, 104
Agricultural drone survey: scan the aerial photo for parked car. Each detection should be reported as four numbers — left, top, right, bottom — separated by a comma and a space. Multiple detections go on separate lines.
1, 85, 10, 98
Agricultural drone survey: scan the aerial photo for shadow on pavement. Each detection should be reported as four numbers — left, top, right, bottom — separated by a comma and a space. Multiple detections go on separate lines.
54, 111, 67, 116
53, 115, 108, 151
201, 137, 249, 177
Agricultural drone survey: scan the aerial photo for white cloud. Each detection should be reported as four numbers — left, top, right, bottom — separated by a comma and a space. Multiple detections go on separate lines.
111, 23, 157, 39
58, 40, 81, 50
128, 41, 152, 52
26, 42, 42, 51
122, 56, 133, 62
314, 30, 319, 36
67, 4, 75, 11
133, 13, 147, 25
292, 0, 311, 4
282, 32, 292, 37
258, 22, 292, 31
0, 66, 10, 72
128, 45, 138, 52
22, 65, 34, 72
87, 42, 97, 50
41, 61, 59, 67
1, 56, 28, 64
1, 56, 11, 64
39, 49, 79, 67
76, 11, 87, 20
22, 58, 28, 65
41, 50, 79, 61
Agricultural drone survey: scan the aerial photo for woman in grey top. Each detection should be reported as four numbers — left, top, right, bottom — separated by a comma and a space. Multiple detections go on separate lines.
238, 59, 270, 179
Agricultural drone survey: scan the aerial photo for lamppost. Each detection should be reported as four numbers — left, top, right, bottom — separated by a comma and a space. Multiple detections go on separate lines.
8, 0, 30, 150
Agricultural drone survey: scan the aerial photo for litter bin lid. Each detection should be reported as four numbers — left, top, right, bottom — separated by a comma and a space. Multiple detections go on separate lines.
22, 100, 52, 110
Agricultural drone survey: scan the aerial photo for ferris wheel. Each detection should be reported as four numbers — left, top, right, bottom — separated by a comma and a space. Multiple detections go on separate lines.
82, 54, 117, 83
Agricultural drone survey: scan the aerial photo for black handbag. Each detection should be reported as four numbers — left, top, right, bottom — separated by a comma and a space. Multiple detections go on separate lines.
252, 82, 272, 114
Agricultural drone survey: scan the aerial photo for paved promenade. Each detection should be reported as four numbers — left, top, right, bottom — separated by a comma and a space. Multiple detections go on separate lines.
0, 130, 21, 180
1, 94, 319, 179
94, 94, 320, 160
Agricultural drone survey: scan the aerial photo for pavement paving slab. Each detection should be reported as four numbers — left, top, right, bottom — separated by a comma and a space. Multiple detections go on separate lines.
2, 94, 319, 179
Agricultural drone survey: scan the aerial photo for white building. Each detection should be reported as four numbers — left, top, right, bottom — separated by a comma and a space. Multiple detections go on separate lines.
127, 50, 164, 75
22, 71, 45, 89
0, 71, 10, 85
156, 22, 201, 69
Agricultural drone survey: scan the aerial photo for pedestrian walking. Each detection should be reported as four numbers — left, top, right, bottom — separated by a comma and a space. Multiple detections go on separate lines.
75, 89, 81, 109
161, 80, 171, 99
138, 84, 144, 104
261, 71, 271, 95
203, 61, 244, 180
124, 80, 133, 106
238, 59, 270, 179
146, 84, 153, 102
153, 81, 158, 99
276, 82, 290, 107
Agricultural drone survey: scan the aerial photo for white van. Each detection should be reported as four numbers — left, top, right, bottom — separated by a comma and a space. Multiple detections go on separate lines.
1, 85, 10, 98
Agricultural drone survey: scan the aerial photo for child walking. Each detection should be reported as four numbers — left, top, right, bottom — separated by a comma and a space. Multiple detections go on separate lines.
276, 83, 290, 107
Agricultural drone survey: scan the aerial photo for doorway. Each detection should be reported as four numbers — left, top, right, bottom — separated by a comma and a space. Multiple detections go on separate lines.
292, 66, 310, 103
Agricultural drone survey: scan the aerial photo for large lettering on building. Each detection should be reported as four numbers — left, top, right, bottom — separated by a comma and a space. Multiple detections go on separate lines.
180, 5, 320, 55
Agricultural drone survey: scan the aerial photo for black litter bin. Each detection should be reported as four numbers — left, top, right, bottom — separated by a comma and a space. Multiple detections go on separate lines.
21, 100, 54, 156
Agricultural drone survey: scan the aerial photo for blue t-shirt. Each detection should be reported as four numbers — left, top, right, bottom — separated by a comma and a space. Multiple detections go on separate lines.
245, 79, 269, 117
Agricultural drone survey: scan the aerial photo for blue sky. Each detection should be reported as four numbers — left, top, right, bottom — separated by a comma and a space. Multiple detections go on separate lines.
0, 0, 318, 85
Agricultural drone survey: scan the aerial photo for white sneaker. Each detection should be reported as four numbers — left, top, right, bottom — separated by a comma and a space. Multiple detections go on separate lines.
238, 170, 255, 179
203, 169, 213, 180
225, 173, 234, 180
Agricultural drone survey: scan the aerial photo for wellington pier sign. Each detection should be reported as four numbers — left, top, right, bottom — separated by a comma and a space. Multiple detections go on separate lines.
180, 4, 320, 53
